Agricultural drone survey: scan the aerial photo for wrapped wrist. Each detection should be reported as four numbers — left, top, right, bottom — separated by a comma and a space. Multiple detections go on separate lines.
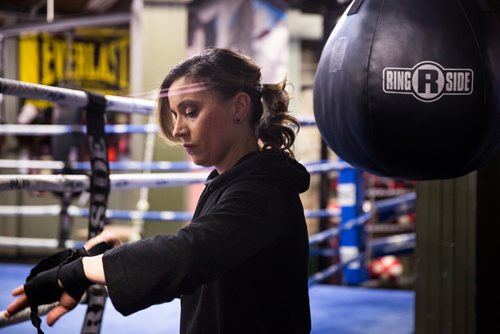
58, 258, 93, 302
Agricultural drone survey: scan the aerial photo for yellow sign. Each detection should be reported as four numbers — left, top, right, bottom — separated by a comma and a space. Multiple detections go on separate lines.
19, 28, 129, 108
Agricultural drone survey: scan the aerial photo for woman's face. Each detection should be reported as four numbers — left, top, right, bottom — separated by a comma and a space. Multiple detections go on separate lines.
167, 76, 242, 173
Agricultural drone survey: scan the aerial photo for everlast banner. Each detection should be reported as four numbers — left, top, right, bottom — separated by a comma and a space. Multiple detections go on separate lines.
19, 28, 129, 108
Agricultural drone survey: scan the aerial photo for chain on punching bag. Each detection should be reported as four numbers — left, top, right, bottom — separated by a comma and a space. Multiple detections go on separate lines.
313, 0, 500, 180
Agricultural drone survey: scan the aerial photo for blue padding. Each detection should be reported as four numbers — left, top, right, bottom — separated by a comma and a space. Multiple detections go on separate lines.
0, 263, 414, 334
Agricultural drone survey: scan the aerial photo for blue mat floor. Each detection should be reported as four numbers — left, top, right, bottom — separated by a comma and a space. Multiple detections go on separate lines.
0, 263, 414, 333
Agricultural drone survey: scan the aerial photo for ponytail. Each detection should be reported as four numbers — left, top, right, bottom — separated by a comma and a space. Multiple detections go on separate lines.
255, 79, 299, 158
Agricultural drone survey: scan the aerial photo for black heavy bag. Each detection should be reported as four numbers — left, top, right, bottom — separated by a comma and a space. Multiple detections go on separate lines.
313, 0, 500, 180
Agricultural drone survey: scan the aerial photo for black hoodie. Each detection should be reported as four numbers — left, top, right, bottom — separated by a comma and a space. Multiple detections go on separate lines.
103, 150, 312, 333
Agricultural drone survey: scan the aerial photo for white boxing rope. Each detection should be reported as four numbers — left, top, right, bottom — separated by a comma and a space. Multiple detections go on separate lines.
0, 205, 195, 221
0, 123, 159, 135
0, 160, 66, 170
0, 302, 59, 328
0, 77, 316, 125
0, 205, 340, 221
303, 160, 352, 173
0, 120, 315, 136
0, 159, 348, 173
0, 160, 350, 192
0, 172, 209, 192
0, 236, 80, 249
0, 174, 89, 192
0, 205, 62, 216
0, 159, 206, 171
0, 77, 154, 115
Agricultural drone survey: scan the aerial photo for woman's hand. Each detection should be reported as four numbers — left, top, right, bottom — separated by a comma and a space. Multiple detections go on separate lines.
3, 232, 118, 326
5, 284, 78, 326
84, 231, 122, 251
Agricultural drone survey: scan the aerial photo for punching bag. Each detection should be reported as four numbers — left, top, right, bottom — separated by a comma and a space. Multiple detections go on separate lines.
313, 0, 500, 180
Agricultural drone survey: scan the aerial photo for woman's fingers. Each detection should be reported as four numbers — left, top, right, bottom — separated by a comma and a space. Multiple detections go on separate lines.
11, 285, 24, 297
84, 231, 122, 251
46, 304, 68, 326
46, 292, 77, 326
6, 285, 29, 316
5, 294, 29, 316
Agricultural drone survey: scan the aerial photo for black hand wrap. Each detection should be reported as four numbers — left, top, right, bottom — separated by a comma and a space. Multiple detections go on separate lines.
26, 242, 109, 282
26, 248, 88, 282
58, 258, 93, 302
24, 267, 62, 307
24, 242, 111, 334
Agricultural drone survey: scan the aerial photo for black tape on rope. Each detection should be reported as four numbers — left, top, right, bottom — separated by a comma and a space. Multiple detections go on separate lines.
82, 91, 109, 334
85, 91, 110, 239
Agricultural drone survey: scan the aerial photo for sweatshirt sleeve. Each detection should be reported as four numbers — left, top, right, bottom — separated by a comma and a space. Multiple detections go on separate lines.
102, 180, 298, 316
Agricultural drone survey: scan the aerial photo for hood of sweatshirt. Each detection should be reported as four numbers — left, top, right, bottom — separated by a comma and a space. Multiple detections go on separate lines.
205, 150, 310, 194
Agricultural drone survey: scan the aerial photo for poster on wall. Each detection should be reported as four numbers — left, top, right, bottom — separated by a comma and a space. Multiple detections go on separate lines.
188, 0, 289, 83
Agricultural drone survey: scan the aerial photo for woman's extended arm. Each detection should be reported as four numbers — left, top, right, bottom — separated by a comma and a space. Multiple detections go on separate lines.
4, 232, 120, 326
82, 254, 106, 285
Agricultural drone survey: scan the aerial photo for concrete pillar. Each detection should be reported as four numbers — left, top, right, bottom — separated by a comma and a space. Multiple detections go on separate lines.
128, 0, 189, 237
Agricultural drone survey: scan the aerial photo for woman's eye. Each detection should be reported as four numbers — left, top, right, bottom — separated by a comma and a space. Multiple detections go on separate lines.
185, 107, 198, 118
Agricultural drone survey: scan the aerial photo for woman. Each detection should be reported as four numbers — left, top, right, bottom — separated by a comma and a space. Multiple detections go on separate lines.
6, 48, 311, 333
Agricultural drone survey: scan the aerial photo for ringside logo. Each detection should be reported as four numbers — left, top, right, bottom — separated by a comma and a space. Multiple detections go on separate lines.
383, 61, 473, 102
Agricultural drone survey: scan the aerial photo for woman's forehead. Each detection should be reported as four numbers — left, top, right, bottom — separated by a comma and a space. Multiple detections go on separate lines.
167, 77, 212, 98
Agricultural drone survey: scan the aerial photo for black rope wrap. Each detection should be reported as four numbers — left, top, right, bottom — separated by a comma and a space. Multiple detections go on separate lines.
25, 267, 61, 334
85, 91, 110, 239
82, 91, 109, 334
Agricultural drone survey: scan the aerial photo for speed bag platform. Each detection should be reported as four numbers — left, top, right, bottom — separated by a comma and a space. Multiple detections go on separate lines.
313, 0, 500, 180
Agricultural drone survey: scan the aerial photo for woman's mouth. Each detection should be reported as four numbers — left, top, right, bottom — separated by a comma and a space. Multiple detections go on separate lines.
183, 144, 195, 155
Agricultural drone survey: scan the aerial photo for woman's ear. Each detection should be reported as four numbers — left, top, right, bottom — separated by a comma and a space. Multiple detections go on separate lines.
233, 92, 251, 123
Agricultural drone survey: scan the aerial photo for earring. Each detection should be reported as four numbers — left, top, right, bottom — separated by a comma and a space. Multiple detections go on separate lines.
234, 118, 241, 123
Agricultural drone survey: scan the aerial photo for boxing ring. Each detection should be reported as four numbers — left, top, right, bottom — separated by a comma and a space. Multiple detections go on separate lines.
0, 78, 415, 333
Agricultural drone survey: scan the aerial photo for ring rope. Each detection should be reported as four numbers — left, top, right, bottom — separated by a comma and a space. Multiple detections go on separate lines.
0, 303, 59, 329
375, 192, 416, 215
370, 233, 416, 258
308, 232, 416, 285
308, 192, 415, 245
0, 173, 210, 192
0, 233, 416, 256
308, 254, 365, 286
0, 162, 353, 193
0, 236, 80, 249
0, 118, 316, 136
0, 124, 159, 135
0, 160, 351, 193
0, 192, 412, 224
0, 77, 319, 126
0, 78, 154, 115
0, 159, 349, 172
308, 212, 372, 246
0, 205, 339, 221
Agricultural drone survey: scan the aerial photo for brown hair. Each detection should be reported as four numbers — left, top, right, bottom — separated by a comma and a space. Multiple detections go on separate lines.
156, 48, 299, 157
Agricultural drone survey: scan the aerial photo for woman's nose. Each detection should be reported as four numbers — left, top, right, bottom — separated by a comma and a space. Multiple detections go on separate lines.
172, 117, 186, 138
